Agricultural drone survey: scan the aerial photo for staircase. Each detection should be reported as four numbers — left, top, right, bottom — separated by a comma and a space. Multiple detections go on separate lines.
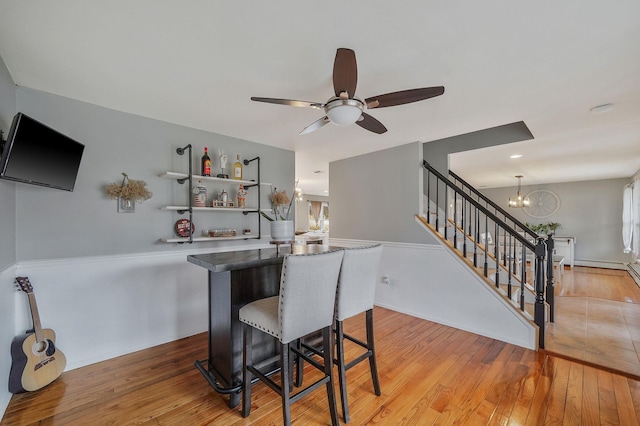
420, 161, 557, 349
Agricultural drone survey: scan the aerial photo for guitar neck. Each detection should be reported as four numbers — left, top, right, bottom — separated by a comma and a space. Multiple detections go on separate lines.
26, 292, 45, 343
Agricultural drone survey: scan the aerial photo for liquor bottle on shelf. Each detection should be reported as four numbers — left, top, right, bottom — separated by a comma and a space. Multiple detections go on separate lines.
193, 180, 207, 207
237, 184, 247, 208
233, 154, 243, 180
202, 147, 211, 176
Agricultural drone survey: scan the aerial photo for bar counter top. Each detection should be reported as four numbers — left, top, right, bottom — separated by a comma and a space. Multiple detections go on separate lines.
187, 244, 340, 273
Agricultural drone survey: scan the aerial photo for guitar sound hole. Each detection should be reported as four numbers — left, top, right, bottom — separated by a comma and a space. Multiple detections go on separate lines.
32, 339, 50, 356
45, 340, 56, 356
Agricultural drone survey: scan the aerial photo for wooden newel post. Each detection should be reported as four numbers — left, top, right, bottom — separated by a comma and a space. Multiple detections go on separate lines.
545, 235, 555, 323
534, 237, 546, 349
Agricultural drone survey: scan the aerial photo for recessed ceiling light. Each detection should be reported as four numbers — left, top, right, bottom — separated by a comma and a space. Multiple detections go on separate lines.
590, 103, 613, 114
324, 190, 329, 193
510, 154, 523, 159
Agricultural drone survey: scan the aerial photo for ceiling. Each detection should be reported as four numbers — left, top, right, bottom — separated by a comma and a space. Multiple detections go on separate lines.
1, 1, 639, 195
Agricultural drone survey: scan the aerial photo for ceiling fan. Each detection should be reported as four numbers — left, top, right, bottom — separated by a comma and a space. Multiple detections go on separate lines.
251, 48, 445, 135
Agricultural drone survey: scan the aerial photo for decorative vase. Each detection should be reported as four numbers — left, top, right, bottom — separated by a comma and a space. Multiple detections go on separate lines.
270, 220, 294, 242
118, 197, 135, 213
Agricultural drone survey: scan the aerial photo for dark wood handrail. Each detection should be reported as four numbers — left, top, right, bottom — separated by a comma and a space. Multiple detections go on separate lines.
448, 168, 539, 240
423, 160, 535, 250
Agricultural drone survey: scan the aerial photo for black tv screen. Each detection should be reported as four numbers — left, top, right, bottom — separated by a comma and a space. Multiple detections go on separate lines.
0, 113, 84, 191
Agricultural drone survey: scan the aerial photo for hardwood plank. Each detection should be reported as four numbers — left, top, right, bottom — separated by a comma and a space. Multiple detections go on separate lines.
612, 374, 640, 426
522, 354, 555, 425
562, 360, 583, 426
581, 365, 601, 426
597, 369, 621, 425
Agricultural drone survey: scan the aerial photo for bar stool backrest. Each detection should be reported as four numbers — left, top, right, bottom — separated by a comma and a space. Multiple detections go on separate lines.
279, 250, 344, 343
335, 244, 383, 322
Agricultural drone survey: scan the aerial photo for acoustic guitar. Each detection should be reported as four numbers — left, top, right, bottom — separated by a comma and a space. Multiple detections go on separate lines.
9, 276, 66, 393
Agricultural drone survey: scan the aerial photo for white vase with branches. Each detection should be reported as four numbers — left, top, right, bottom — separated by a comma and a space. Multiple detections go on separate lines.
261, 187, 295, 241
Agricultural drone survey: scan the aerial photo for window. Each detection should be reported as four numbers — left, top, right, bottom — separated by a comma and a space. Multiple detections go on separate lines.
308, 201, 329, 232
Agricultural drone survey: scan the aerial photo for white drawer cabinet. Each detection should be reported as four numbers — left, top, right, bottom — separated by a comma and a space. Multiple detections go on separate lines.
552, 236, 575, 268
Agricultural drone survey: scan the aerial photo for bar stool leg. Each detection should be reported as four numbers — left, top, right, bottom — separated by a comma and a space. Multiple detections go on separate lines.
294, 338, 303, 387
335, 320, 350, 422
366, 309, 381, 396
323, 326, 340, 426
280, 342, 292, 425
242, 324, 253, 418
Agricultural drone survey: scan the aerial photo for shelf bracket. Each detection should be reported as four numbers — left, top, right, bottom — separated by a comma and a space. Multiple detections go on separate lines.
176, 144, 194, 244
243, 157, 261, 239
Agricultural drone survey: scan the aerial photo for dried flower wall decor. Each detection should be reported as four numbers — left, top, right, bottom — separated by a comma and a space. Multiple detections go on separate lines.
105, 173, 152, 212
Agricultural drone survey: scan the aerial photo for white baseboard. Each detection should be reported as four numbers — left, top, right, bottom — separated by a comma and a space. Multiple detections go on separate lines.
574, 260, 625, 270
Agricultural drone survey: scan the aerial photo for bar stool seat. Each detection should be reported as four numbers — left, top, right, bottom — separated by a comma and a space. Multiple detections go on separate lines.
239, 249, 344, 426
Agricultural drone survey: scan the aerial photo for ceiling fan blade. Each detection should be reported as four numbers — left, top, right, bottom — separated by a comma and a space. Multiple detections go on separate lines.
356, 112, 387, 134
365, 86, 445, 109
333, 48, 358, 98
251, 97, 324, 109
299, 116, 330, 135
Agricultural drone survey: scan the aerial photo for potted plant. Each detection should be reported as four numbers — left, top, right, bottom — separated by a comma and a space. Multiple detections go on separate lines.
260, 188, 295, 241
525, 222, 561, 236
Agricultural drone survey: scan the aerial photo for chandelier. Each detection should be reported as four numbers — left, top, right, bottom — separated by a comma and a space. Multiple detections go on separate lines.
509, 175, 530, 208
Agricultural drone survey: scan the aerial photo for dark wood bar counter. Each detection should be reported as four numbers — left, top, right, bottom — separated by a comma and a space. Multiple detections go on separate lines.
187, 244, 339, 408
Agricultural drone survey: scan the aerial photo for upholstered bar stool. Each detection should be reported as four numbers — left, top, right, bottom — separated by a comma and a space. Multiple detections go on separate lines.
239, 249, 344, 426
334, 244, 383, 423
297, 244, 384, 422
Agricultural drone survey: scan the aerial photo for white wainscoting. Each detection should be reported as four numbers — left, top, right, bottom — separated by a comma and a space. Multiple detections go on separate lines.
331, 238, 537, 350
13, 243, 269, 372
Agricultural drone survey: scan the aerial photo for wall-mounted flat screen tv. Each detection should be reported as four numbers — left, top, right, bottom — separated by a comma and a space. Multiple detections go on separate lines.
0, 113, 85, 192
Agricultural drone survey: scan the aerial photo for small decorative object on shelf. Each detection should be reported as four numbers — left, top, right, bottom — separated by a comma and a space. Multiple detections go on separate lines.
175, 219, 195, 237
208, 228, 237, 237
217, 150, 228, 178
212, 199, 235, 207
193, 180, 207, 207
105, 173, 153, 213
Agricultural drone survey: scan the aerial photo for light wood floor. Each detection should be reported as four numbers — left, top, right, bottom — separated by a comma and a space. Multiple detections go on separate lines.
545, 266, 640, 379
3, 302, 640, 425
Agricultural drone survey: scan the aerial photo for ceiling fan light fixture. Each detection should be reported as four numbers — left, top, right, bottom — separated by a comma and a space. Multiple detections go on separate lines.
325, 98, 364, 125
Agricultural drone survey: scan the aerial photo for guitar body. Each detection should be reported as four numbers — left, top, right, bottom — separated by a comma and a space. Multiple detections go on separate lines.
9, 328, 66, 393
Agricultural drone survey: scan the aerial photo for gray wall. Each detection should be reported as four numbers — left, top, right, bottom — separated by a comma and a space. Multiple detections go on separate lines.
0, 55, 16, 270
330, 142, 436, 244
481, 179, 628, 264
0, 54, 16, 419
13, 87, 294, 260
